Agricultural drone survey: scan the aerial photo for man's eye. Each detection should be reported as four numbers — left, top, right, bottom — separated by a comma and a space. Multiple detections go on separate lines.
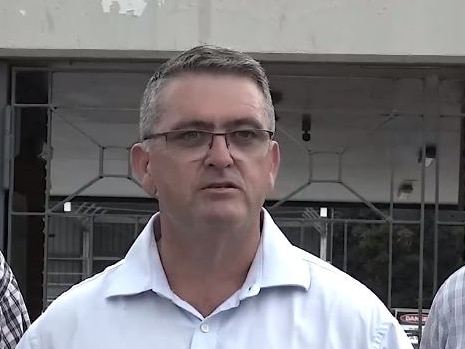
170, 131, 204, 142
180, 131, 202, 140
233, 130, 257, 139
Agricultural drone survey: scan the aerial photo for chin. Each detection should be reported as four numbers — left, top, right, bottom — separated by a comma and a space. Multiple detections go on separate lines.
198, 204, 246, 225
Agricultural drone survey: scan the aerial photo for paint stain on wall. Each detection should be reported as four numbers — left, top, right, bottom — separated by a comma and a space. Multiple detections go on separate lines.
101, 0, 148, 17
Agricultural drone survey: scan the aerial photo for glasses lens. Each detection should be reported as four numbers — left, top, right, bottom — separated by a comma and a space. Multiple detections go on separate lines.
165, 130, 211, 160
228, 130, 271, 158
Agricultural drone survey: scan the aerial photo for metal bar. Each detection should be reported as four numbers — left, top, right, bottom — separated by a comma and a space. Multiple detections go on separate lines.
12, 66, 154, 74
52, 108, 103, 148
53, 106, 139, 112
418, 113, 427, 340
436, 221, 465, 226
440, 114, 465, 118
99, 147, 104, 177
320, 226, 327, 261
102, 174, 134, 179
340, 182, 391, 222
269, 182, 311, 209
308, 150, 313, 182
388, 129, 395, 310
299, 224, 305, 249
92, 256, 121, 261
275, 218, 421, 226
340, 113, 398, 154
329, 208, 334, 263
89, 216, 94, 278
308, 179, 341, 184
343, 222, 348, 272
276, 124, 311, 153
433, 117, 441, 294
126, 147, 132, 179
311, 151, 341, 155
12, 103, 52, 108
43, 73, 53, 310
81, 218, 90, 279
269, 74, 399, 81
10, 211, 153, 218
47, 177, 101, 213
6, 73, 17, 262
338, 153, 343, 182
0, 65, 8, 253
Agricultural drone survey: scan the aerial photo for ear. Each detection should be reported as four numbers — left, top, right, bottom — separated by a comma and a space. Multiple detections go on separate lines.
268, 141, 280, 190
131, 143, 157, 197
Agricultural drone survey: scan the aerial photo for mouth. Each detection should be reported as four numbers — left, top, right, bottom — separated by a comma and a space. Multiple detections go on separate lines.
202, 182, 239, 190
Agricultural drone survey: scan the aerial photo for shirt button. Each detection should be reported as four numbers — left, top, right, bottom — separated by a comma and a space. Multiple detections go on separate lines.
200, 323, 210, 333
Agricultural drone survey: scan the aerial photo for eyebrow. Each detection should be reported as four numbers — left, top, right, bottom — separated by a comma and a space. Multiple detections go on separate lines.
170, 116, 266, 131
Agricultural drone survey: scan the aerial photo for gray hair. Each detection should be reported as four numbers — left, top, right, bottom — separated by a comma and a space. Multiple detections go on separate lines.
139, 45, 275, 140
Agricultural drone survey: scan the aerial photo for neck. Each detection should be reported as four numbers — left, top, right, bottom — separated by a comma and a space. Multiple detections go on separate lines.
156, 214, 261, 316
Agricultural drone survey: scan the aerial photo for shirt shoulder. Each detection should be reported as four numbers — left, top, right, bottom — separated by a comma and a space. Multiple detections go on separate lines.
26, 260, 123, 333
294, 246, 387, 306
289, 247, 410, 348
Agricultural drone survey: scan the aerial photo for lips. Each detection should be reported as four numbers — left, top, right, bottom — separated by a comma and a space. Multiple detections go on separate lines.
202, 182, 239, 189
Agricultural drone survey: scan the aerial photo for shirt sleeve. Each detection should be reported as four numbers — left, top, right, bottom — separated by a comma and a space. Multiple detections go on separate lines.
420, 266, 465, 349
0, 252, 31, 349
419, 294, 447, 349
15, 326, 38, 349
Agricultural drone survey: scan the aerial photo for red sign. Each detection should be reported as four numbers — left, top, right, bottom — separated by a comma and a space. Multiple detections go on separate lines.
399, 314, 428, 325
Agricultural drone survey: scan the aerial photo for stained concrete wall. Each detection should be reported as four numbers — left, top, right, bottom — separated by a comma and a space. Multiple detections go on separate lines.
1, 0, 465, 62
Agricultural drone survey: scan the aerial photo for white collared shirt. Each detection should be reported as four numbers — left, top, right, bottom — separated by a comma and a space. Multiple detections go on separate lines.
17, 210, 413, 349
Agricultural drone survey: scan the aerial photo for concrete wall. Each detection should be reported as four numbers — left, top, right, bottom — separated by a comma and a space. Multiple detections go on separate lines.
2, 0, 465, 62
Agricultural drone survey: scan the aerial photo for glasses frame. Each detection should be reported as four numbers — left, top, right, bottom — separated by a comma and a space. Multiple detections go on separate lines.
143, 129, 274, 160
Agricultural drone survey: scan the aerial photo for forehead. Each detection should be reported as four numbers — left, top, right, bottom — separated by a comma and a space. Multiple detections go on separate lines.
157, 73, 268, 130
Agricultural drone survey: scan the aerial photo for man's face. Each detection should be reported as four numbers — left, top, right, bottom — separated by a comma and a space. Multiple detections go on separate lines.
132, 73, 280, 230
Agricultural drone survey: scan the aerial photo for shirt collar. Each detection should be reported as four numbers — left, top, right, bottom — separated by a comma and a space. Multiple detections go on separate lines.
104, 213, 173, 299
104, 209, 310, 299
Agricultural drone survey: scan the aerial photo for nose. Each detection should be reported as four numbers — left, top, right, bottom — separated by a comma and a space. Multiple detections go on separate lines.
204, 134, 234, 168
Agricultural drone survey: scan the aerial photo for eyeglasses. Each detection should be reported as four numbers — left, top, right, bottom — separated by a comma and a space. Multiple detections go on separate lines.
143, 129, 274, 161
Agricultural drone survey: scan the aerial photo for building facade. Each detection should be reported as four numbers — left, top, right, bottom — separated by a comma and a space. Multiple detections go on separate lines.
2, 1, 465, 346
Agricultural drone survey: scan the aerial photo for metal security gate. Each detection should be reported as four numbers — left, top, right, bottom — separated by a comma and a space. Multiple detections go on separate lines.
6, 62, 465, 346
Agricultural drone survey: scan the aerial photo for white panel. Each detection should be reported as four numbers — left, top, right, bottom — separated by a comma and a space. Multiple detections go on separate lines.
2, 0, 465, 61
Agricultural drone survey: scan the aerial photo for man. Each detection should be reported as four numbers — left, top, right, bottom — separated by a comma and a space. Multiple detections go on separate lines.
0, 251, 30, 348
17, 45, 412, 348
420, 266, 465, 349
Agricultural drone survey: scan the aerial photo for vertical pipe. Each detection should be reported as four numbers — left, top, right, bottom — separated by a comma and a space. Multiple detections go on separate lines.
388, 125, 395, 310
42, 70, 53, 311
299, 224, 305, 250
7, 70, 17, 262
329, 208, 334, 263
433, 116, 440, 294
343, 222, 348, 272
89, 215, 94, 278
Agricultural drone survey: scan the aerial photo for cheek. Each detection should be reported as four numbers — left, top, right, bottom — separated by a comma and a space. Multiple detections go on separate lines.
153, 161, 197, 195
240, 161, 273, 190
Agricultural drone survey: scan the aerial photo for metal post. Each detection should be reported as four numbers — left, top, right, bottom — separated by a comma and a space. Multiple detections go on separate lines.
329, 208, 334, 263
42, 70, 54, 310
433, 115, 441, 294
388, 127, 395, 310
299, 224, 305, 250
320, 227, 327, 261
343, 222, 348, 272
0, 63, 8, 253
418, 113, 426, 341
89, 216, 94, 278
